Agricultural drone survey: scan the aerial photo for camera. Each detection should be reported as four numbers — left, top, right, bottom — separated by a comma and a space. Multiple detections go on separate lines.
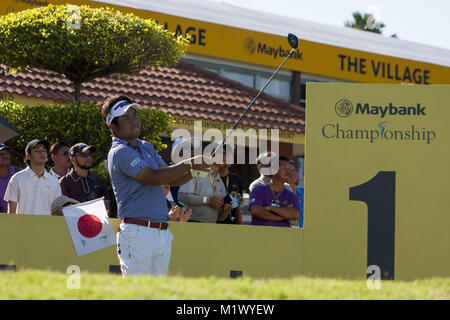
223, 194, 232, 204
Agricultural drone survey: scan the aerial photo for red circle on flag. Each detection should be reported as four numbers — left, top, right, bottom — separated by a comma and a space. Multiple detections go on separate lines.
77, 214, 102, 238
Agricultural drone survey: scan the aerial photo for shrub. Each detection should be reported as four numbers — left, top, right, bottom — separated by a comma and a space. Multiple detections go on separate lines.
0, 100, 172, 163
0, 4, 189, 104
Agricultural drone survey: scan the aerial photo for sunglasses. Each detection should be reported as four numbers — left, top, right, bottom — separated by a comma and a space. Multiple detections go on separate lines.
77, 152, 93, 158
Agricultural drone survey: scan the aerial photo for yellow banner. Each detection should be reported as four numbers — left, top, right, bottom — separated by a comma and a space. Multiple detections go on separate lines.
172, 116, 304, 145
2, 0, 449, 84
304, 83, 450, 280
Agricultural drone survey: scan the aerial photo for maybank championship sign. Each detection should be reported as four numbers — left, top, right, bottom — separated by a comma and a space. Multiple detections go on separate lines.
304, 83, 450, 280
324, 100, 436, 144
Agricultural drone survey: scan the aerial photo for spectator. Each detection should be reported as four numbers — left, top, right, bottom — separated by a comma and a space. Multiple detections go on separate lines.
50, 195, 80, 216
4, 139, 61, 215
286, 163, 304, 228
178, 143, 232, 223
249, 151, 274, 193
59, 143, 111, 216
49, 142, 71, 179
0, 144, 21, 213
249, 155, 300, 227
162, 183, 192, 222
169, 137, 200, 207
102, 94, 209, 277
249, 151, 293, 193
217, 145, 243, 224
162, 183, 174, 210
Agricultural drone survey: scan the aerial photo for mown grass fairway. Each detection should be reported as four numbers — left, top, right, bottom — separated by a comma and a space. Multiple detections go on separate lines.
0, 270, 448, 299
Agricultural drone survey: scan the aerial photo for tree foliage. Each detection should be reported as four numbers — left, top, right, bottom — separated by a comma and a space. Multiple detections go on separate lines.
0, 4, 190, 104
344, 11, 398, 38
0, 100, 173, 167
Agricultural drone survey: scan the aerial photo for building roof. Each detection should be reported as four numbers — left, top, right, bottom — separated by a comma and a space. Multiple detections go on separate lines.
0, 60, 305, 133
95, 0, 450, 67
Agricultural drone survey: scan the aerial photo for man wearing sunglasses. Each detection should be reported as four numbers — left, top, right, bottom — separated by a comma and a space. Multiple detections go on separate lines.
49, 142, 71, 180
59, 143, 111, 216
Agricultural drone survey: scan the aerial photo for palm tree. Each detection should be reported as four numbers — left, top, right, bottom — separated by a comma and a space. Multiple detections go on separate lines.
345, 11, 398, 38
344, 11, 385, 34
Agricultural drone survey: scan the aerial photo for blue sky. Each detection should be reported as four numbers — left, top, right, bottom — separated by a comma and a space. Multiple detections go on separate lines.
205, 0, 450, 50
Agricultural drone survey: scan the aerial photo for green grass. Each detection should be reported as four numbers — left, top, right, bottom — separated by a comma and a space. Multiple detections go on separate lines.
0, 270, 448, 299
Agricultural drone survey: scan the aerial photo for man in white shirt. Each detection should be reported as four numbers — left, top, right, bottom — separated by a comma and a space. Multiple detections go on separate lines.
4, 139, 61, 215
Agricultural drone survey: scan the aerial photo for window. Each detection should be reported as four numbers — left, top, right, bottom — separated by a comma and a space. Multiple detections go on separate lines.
184, 57, 292, 102
300, 74, 351, 106
300, 78, 320, 105
255, 74, 291, 101
296, 156, 304, 187
221, 69, 254, 88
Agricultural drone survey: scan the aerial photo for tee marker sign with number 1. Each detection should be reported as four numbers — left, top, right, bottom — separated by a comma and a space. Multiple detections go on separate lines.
304, 83, 450, 280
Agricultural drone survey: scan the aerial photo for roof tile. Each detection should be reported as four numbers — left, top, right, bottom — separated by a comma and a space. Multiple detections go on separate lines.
0, 61, 304, 133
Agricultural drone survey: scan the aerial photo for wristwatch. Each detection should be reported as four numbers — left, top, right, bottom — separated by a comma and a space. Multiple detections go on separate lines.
203, 196, 209, 205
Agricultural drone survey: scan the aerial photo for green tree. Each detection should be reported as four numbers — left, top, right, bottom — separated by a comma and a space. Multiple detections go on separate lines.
345, 11, 385, 34
0, 4, 189, 104
0, 101, 173, 167
344, 11, 398, 38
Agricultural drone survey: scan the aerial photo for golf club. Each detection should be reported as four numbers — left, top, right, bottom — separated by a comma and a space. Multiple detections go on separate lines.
191, 33, 299, 177
212, 33, 299, 157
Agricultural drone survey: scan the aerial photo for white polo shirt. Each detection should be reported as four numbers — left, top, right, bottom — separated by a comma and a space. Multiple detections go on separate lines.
4, 166, 61, 215
49, 167, 70, 180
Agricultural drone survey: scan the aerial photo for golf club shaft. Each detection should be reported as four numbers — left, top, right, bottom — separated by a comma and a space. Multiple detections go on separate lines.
212, 47, 296, 156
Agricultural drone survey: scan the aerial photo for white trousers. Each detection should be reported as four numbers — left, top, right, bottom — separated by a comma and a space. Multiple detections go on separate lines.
117, 222, 173, 277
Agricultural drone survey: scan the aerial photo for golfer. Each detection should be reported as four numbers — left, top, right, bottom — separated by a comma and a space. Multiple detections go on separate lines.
102, 95, 209, 276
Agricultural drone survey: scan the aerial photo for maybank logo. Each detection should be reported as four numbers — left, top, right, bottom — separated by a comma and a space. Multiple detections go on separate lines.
335, 99, 353, 117
243, 38, 303, 60
244, 38, 256, 55
334, 100, 427, 118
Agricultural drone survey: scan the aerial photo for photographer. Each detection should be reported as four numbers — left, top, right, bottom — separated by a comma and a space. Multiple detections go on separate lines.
217, 144, 243, 225
178, 143, 231, 223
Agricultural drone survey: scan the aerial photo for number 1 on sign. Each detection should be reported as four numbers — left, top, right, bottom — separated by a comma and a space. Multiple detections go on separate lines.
349, 171, 396, 280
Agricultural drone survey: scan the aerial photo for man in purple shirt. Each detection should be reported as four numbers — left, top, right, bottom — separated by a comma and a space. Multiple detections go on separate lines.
0, 144, 21, 213
249, 155, 300, 227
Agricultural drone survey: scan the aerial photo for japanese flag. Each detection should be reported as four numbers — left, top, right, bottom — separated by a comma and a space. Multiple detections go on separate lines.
63, 198, 116, 256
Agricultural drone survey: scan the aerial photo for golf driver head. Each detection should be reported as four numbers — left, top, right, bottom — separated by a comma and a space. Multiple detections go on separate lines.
288, 33, 299, 49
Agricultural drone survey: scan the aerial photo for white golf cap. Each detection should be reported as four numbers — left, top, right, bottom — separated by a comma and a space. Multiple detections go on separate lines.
106, 99, 141, 124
